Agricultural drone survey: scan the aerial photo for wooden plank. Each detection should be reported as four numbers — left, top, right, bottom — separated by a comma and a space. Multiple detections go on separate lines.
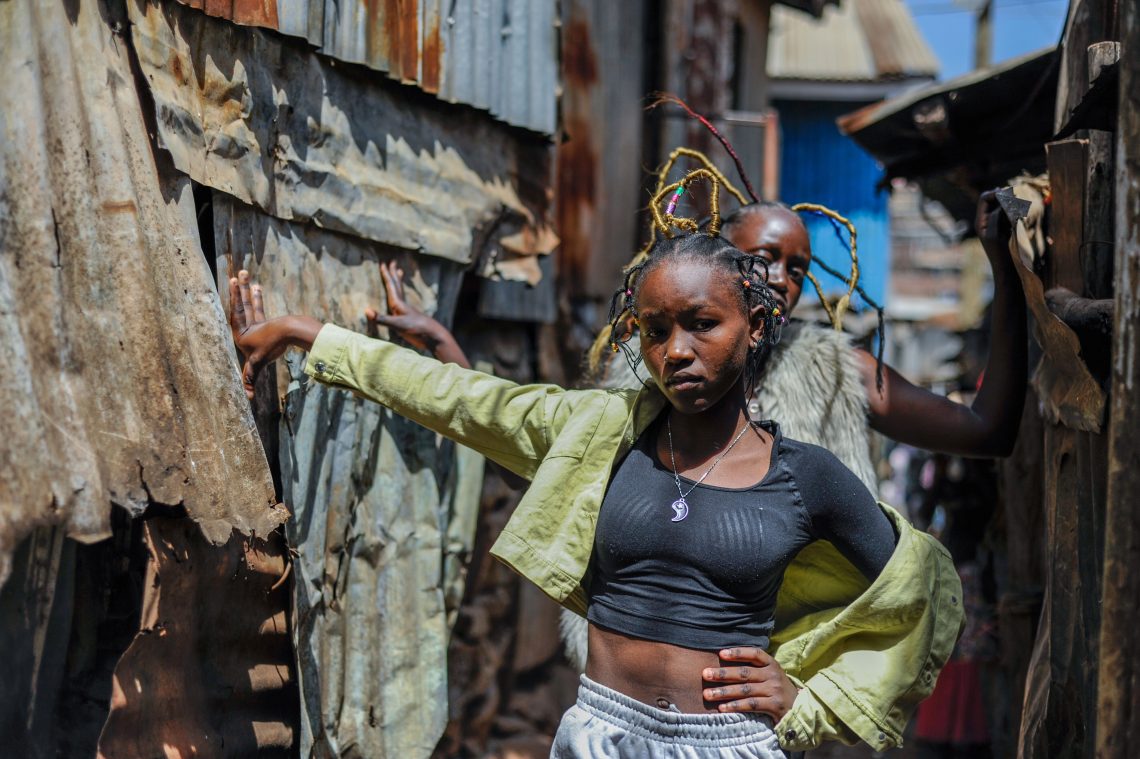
1096, 0, 1140, 753
1042, 132, 1115, 300
1083, 130, 1116, 299
1046, 139, 1092, 292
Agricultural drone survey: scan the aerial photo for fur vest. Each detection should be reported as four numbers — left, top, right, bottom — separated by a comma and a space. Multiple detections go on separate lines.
560, 321, 876, 670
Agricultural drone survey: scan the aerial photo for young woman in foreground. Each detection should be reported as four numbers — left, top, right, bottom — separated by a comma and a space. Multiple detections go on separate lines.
228, 177, 962, 757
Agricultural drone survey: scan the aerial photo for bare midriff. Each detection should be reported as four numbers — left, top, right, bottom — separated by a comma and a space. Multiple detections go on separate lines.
585, 623, 726, 713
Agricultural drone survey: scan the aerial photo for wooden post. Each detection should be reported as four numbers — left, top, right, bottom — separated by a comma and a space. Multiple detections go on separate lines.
974, 0, 993, 70
1096, 0, 1140, 754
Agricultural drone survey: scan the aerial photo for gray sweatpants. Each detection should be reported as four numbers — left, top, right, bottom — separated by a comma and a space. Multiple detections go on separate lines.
551, 675, 788, 758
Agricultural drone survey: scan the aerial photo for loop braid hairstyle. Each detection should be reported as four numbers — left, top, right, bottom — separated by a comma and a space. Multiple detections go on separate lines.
599, 167, 786, 396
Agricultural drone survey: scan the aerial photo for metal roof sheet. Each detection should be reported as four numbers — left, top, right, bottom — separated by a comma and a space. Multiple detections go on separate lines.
172, 0, 558, 135
0, 0, 284, 584
768, 0, 938, 82
130, 0, 555, 269
838, 47, 1058, 222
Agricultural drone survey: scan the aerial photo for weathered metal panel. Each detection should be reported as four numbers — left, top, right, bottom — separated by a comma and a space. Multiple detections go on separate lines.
0, 0, 283, 585
213, 196, 485, 758
131, 0, 554, 272
0, 526, 74, 753
170, 0, 558, 134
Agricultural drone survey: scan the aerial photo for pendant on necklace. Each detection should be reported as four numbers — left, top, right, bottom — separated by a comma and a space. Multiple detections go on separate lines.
670, 498, 689, 522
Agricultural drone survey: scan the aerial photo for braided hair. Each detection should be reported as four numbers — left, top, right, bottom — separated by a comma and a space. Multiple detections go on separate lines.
603, 169, 786, 397
648, 94, 888, 391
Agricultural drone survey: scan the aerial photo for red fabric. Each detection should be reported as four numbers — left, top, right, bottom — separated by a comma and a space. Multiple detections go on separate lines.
915, 660, 990, 745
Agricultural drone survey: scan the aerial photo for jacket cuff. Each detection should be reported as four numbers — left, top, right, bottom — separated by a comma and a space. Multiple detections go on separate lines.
304, 323, 355, 385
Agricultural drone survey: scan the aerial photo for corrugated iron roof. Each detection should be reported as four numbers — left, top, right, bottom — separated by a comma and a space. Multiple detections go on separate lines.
838, 47, 1058, 223
171, 0, 558, 135
0, 0, 284, 584
768, 0, 938, 82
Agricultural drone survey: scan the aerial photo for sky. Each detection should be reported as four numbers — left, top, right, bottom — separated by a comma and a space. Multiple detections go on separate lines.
905, 0, 1070, 81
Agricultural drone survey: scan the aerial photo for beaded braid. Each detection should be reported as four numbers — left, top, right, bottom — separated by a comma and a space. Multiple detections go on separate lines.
789, 203, 859, 330
648, 93, 761, 204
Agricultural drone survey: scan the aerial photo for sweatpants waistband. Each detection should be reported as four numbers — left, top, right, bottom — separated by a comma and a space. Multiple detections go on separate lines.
575, 674, 778, 748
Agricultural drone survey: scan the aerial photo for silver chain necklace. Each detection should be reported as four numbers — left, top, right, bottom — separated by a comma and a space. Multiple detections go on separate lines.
665, 415, 752, 522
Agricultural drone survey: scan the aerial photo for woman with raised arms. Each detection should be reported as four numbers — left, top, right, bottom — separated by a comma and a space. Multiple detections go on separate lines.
227, 170, 961, 758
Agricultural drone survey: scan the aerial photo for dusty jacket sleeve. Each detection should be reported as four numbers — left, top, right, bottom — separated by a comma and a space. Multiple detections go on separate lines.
305, 323, 584, 480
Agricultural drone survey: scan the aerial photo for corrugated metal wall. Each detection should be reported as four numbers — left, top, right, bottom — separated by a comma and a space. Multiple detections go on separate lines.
173, 0, 559, 135
776, 99, 890, 307
123, 1, 556, 756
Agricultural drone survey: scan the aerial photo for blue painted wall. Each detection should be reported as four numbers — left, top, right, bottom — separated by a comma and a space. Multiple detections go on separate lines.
774, 100, 889, 308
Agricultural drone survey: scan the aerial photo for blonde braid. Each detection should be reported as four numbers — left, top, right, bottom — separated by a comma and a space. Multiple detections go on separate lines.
651, 168, 723, 238
791, 202, 858, 330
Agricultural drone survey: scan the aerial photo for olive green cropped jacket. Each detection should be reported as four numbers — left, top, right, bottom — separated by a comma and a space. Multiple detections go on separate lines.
304, 324, 964, 752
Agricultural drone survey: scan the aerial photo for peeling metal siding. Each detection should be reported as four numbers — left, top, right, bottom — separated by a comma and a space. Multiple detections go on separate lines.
131, 0, 552, 267
0, 0, 283, 586
171, 0, 558, 134
213, 196, 485, 758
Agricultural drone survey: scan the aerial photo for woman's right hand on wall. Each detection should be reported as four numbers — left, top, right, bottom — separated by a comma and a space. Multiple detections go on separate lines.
228, 270, 322, 399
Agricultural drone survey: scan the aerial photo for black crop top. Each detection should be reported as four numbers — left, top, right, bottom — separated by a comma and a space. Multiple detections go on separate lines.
586, 418, 896, 651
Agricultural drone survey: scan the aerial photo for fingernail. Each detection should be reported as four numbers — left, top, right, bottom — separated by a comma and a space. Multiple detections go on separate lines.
702, 669, 712, 678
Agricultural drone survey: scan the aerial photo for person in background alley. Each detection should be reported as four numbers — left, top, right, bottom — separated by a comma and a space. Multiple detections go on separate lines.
224, 167, 962, 757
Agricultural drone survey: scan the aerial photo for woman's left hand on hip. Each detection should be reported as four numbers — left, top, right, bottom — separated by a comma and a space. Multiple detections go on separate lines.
701, 647, 800, 720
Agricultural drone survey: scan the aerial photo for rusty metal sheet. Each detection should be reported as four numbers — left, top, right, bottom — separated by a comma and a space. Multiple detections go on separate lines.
0, 0, 283, 586
98, 516, 297, 756
557, 0, 648, 300
214, 196, 485, 758
170, 0, 558, 135
130, 0, 553, 269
